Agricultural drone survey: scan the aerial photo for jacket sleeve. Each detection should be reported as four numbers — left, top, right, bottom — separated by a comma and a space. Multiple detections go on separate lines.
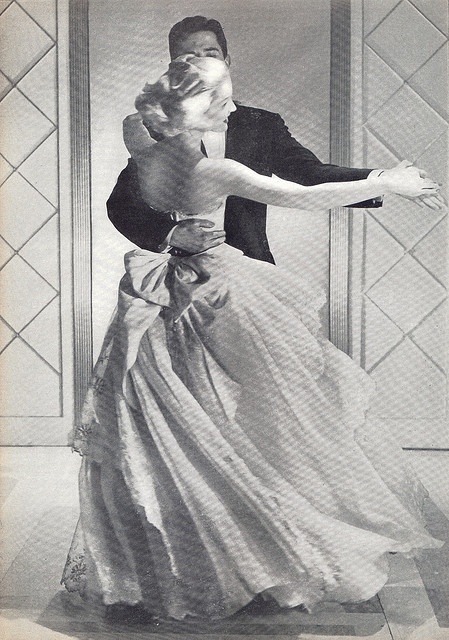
106, 158, 176, 250
268, 112, 382, 208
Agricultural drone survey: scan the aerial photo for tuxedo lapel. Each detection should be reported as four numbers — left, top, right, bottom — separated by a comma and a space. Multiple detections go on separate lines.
225, 105, 266, 167
225, 105, 251, 161
224, 111, 239, 160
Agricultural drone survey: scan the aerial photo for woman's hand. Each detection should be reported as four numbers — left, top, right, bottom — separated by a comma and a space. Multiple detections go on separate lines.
123, 112, 157, 156
378, 161, 440, 198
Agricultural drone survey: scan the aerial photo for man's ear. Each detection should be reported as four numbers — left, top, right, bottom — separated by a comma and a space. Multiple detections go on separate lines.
225, 54, 231, 67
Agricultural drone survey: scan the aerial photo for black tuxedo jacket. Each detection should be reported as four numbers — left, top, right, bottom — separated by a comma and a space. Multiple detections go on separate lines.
107, 104, 381, 264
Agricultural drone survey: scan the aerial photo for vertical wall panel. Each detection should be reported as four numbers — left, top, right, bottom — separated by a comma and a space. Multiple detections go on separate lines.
0, 0, 74, 444
351, 0, 448, 447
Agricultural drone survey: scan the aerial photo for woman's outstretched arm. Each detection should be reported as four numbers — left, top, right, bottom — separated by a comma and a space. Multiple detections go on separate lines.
197, 158, 439, 211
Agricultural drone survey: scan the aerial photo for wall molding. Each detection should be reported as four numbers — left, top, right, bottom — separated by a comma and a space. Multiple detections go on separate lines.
69, 0, 92, 424
329, 0, 352, 353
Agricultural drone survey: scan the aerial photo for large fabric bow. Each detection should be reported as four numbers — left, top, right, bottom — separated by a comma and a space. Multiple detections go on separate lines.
116, 249, 225, 375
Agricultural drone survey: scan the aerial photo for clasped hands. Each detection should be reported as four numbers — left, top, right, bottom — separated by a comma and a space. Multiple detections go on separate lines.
372, 160, 445, 210
170, 218, 226, 254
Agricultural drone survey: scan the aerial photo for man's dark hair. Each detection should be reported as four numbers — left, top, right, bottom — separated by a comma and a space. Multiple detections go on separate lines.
168, 16, 228, 59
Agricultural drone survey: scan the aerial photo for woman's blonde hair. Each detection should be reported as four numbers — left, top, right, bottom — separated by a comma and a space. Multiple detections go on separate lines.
135, 56, 230, 137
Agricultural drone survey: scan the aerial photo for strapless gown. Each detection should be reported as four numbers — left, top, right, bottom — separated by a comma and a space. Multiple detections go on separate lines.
62, 205, 443, 619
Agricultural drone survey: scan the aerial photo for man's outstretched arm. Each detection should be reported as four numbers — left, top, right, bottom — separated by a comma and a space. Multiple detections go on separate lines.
268, 112, 444, 210
267, 111, 380, 208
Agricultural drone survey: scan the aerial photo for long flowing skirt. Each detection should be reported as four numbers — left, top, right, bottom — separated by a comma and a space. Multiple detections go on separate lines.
62, 244, 443, 619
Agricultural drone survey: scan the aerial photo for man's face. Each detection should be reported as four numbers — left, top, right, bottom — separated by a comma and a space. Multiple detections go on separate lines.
172, 30, 230, 65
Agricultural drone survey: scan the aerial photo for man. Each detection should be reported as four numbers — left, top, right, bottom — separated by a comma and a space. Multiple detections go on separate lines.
107, 16, 442, 263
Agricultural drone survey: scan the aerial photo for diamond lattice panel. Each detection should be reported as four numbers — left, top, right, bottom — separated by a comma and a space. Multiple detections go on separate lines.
0, 155, 13, 185
361, 0, 448, 441
369, 338, 447, 419
365, 0, 446, 79
0, 235, 13, 268
364, 298, 403, 371
415, 133, 448, 199
20, 215, 59, 288
0, 0, 61, 425
0, 254, 57, 332
368, 84, 446, 161
0, 338, 60, 416
19, 0, 56, 39
371, 193, 445, 250
363, 127, 399, 169
364, 46, 403, 120
363, 214, 404, 290
18, 131, 58, 205
0, 2, 13, 15
18, 47, 57, 124
0, 317, 14, 352
408, 44, 448, 120
0, 172, 55, 249
409, 0, 449, 35
0, 88, 54, 167
0, 69, 11, 98
366, 254, 446, 333
411, 301, 448, 373
0, 2, 52, 82
20, 297, 60, 371
411, 218, 448, 286
364, 0, 401, 35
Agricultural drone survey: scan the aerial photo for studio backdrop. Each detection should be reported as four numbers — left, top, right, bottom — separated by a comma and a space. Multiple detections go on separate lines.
0, 0, 447, 447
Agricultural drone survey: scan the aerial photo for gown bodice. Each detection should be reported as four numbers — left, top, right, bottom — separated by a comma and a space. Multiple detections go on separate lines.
173, 201, 226, 230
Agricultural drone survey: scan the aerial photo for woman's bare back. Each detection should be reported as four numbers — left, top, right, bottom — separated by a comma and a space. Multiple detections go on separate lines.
130, 131, 225, 216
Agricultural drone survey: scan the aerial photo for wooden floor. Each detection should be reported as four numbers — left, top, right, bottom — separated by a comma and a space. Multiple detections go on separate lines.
0, 447, 448, 640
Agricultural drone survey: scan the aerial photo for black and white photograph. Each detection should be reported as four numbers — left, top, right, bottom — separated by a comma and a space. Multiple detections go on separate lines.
0, 1, 448, 638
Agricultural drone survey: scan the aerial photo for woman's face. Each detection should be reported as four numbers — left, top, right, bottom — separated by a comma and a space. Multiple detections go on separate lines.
205, 78, 236, 131
185, 77, 236, 132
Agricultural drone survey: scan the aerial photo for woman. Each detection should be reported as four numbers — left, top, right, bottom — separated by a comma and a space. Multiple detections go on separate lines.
62, 56, 443, 621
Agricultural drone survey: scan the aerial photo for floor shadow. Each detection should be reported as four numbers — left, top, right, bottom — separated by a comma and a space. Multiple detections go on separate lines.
415, 499, 449, 628
30, 591, 387, 639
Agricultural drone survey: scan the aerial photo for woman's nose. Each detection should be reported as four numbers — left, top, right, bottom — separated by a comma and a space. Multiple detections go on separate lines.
229, 101, 237, 113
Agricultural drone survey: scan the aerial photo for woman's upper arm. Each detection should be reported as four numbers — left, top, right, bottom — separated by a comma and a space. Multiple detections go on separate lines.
207, 158, 301, 204
200, 159, 265, 198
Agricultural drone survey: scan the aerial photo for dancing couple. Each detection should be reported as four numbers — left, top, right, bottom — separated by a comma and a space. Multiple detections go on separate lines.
63, 16, 444, 622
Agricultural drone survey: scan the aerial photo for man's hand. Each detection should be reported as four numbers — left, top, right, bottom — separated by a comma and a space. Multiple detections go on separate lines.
170, 219, 226, 253
375, 163, 445, 210
401, 168, 446, 210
